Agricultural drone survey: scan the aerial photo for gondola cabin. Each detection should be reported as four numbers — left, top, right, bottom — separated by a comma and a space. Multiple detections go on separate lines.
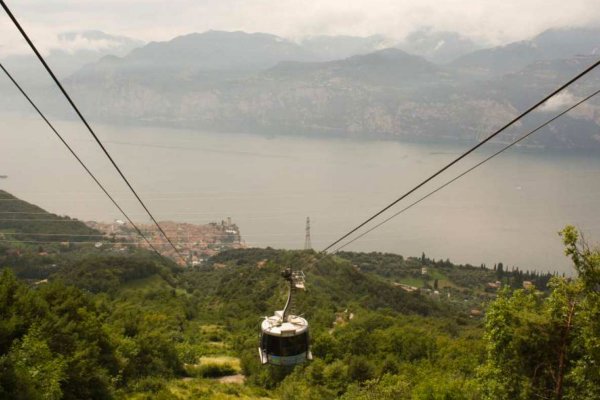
259, 268, 312, 366
259, 310, 312, 366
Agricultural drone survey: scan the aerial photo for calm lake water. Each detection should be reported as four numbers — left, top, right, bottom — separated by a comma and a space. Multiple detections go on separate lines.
2, 114, 600, 274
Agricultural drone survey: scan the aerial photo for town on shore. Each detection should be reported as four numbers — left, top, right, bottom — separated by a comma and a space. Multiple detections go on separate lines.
86, 217, 244, 266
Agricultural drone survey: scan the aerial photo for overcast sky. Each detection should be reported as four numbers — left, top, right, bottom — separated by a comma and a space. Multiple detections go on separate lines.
1, 0, 600, 55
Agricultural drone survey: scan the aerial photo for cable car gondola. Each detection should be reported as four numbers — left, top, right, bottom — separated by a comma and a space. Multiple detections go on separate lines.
259, 268, 312, 366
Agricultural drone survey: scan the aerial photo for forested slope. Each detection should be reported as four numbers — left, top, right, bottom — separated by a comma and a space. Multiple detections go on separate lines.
1, 196, 599, 399
0, 190, 100, 242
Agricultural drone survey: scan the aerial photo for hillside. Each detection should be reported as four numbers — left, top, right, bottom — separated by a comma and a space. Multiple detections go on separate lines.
0, 189, 101, 243
0, 191, 484, 398
0, 243, 483, 399
1, 243, 592, 399
0, 189, 598, 399
452, 27, 600, 78
58, 28, 600, 150
67, 31, 316, 91
299, 34, 393, 61
125, 31, 314, 71
0, 30, 143, 105
396, 29, 482, 63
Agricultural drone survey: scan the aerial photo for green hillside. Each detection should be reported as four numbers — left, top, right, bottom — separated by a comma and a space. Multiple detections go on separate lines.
0, 247, 477, 399
0, 190, 101, 242
2, 241, 599, 399
0, 192, 599, 399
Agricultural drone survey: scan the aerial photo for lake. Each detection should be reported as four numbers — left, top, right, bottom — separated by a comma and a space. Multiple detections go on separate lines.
2, 114, 600, 274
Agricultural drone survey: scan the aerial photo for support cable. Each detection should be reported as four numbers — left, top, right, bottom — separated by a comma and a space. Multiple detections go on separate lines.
0, 0, 186, 264
331, 88, 600, 253
323, 58, 600, 252
0, 63, 172, 264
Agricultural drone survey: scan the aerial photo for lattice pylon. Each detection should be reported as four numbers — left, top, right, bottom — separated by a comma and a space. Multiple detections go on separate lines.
304, 217, 311, 250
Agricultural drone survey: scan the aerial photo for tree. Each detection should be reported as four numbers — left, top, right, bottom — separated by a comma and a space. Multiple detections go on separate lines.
479, 226, 600, 400
496, 263, 504, 279
7, 327, 66, 400
560, 226, 600, 399
347, 356, 374, 382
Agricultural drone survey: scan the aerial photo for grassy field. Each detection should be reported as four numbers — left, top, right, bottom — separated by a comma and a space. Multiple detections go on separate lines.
124, 378, 273, 400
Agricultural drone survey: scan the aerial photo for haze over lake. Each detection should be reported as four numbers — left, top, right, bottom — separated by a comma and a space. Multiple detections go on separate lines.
2, 114, 599, 274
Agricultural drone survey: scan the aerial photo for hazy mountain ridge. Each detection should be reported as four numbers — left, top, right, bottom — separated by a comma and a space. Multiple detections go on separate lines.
396, 29, 483, 63
300, 34, 395, 61
1, 30, 143, 82
452, 27, 600, 77
124, 30, 314, 71
5, 28, 600, 150
0, 30, 144, 112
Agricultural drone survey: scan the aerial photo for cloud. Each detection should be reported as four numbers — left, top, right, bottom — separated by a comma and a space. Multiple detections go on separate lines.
1, 0, 600, 56
1, 29, 130, 56
54, 32, 140, 54
539, 91, 581, 112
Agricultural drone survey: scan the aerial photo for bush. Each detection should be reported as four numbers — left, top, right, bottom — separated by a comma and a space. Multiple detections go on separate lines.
185, 362, 236, 378
131, 376, 168, 392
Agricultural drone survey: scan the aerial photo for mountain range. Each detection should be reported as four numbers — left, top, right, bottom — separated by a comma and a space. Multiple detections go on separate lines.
1, 30, 143, 83
2, 27, 600, 150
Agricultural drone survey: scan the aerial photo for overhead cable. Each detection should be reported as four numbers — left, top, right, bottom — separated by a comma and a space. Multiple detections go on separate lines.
0, 0, 186, 264
0, 63, 173, 264
331, 87, 600, 253
323, 58, 600, 252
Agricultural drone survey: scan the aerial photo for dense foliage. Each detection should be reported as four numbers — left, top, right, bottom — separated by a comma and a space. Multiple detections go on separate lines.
338, 251, 555, 292
0, 218, 598, 399
0, 269, 118, 399
478, 226, 600, 399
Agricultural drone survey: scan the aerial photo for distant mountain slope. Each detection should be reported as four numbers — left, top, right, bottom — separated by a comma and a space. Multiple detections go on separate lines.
451, 41, 542, 78
300, 34, 393, 61
0, 30, 144, 114
125, 31, 314, 71
0, 190, 101, 242
267, 48, 442, 85
48, 31, 145, 75
533, 27, 600, 58
397, 29, 483, 63
299, 30, 483, 64
452, 27, 600, 77
69, 30, 317, 91
64, 45, 600, 150
0, 30, 143, 82
28, 28, 600, 151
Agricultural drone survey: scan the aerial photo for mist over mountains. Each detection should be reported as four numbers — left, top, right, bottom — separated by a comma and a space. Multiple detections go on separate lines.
1, 31, 143, 85
3, 27, 600, 150
451, 27, 600, 78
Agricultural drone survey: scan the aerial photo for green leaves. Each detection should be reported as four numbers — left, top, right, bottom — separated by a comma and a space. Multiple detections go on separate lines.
480, 226, 600, 400
7, 327, 66, 400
